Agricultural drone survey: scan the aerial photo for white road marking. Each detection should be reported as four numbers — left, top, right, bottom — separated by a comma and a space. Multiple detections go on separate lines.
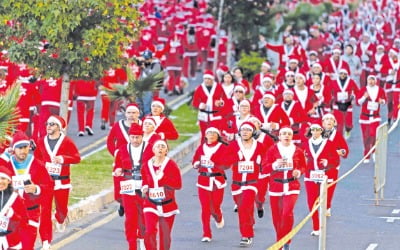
391, 209, 400, 214
366, 243, 378, 250
380, 216, 400, 222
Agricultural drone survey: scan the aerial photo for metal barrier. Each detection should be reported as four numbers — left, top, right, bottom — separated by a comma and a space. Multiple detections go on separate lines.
374, 122, 388, 205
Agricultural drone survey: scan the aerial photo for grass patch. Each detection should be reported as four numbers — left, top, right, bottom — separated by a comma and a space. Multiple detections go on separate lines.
69, 104, 199, 205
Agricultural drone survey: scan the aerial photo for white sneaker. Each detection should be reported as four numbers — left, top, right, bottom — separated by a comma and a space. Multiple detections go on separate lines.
363, 159, 370, 164
55, 221, 66, 233
326, 208, 331, 217
344, 131, 351, 140
233, 204, 238, 212
201, 237, 212, 242
215, 216, 224, 229
42, 240, 51, 250
138, 238, 146, 250
310, 230, 320, 236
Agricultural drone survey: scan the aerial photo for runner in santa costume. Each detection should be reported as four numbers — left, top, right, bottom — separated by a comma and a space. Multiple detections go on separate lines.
107, 103, 142, 216
233, 67, 250, 95
113, 124, 154, 250
223, 84, 247, 119
308, 73, 333, 123
145, 97, 179, 141
265, 35, 306, 69
164, 34, 184, 96
303, 122, 340, 236
72, 79, 98, 137
251, 75, 277, 110
192, 122, 236, 242
293, 72, 319, 118
356, 75, 386, 163
229, 122, 263, 246
141, 140, 182, 250
0, 131, 52, 250
253, 93, 291, 140
262, 126, 306, 250
321, 113, 348, 216
182, 24, 199, 80
0, 165, 28, 250
192, 70, 227, 138
279, 89, 308, 145
371, 44, 388, 87
252, 61, 272, 92
224, 99, 252, 141
275, 71, 296, 97
220, 71, 236, 99
275, 56, 302, 86
381, 47, 400, 124
34, 115, 80, 248
329, 68, 360, 138
322, 48, 351, 81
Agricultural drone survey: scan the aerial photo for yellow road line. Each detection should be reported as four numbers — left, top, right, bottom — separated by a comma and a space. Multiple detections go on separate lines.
52, 213, 118, 249
79, 137, 107, 155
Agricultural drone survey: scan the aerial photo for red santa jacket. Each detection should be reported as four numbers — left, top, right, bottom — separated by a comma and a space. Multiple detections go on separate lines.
381, 56, 400, 92
293, 86, 319, 114
38, 78, 74, 110
330, 77, 360, 111
322, 57, 351, 78
5, 155, 52, 211
229, 139, 263, 195
252, 72, 271, 92
356, 85, 386, 124
72, 79, 98, 101
141, 157, 182, 217
107, 120, 143, 156
356, 42, 376, 62
164, 40, 184, 69
280, 100, 307, 138
192, 81, 227, 122
303, 138, 340, 183
324, 128, 349, 163
192, 141, 236, 191
262, 142, 306, 196
265, 44, 305, 69
145, 114, 179, 141
308, 84, 332, 121
251, 86, 278, 110
16, 82, 40, 121
254, 104, 291, 133
34, 133, 81, 189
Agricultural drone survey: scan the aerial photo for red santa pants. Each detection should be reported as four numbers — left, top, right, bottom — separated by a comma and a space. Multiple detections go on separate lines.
21, 206, 41, 250
333, 109, 353, 135
183, 56, 198, 78
305, 181, 321, 231
122, 194, 145, 250
255, 177, 269, 210
144, 212, 175, 250
327, 171, 338, 210
269, 194, 298, 243
100, 95, 118, 126
199, 50, 208, 70
40, 188, 70, 242
76, 99, 95, 132
167, 68, 182, 92
386, 91, 400, 121
198, 186, 224, 238
360, 122, 380, 158
113, 176, 123, 203
233, 190, 256, 238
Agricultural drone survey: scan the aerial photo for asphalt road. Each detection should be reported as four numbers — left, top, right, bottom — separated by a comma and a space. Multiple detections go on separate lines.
54, 105, 400, 250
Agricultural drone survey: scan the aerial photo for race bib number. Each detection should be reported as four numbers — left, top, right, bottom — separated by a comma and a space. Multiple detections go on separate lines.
149, 187, 165, 201
275, 158, 293, 171
367, 101, 379, 111
12, 174, 31, 190
310, 170, 325, 183
337, 92, 348, 101
120, 180, 135, 194
45, 162, 62, 176
200, 155, 214, 168
238, 161, 254, 173
0, 216, 9, 233
198, 111, 208, 122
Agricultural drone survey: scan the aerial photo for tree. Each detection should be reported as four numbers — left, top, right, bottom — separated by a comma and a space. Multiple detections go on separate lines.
0, 84, 20, 143
0, 0, 143, 124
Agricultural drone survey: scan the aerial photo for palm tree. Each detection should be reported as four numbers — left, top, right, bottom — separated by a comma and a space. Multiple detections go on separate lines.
0, 83, 20, 144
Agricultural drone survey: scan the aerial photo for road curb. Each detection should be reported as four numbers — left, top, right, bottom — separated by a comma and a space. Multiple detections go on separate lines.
66, 132, 201, 224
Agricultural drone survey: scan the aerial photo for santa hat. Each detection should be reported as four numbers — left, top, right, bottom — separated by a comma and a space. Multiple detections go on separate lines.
143, 117, 157, 127
205, 121, 221, 135
308, 50, 318, 56
126, 103, 140, 113
0, 166, 12, 181
285, 71, 295, 77
203, 70, 214, 80
218, 64, 229, 73
309, 25, 319, 32
332, 48, 342, 54
279, 125, 293, 134
261, 61, 271, 69
233, 84, 246, 93
262, 77, 273, 83
248, 116, 261, 125
47, 115, 66, 130
262, 92, 275, 102
339, 68, 348, 75
312, 63, 322, 69
239, 99, 251, 107
11, 131, 30, 150
376, 44, 385, 50
367, 74, 377, 80
240, 121, 255, 132
151, 97, 165, 111
394, 37, 400, 43
283, 89, 294, 96
322, 113, 336, 121
310, 120, 323, 130
295, 72, 306, 81
152, 140, 168, 150
389, 47, 399, 55
288, 55, 299, 64
129, 123, 143, 135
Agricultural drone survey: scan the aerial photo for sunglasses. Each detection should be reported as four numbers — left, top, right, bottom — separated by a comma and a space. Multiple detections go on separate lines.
46, 122, 57, 127
235, 90, 244, 93
311, 128, 322, 131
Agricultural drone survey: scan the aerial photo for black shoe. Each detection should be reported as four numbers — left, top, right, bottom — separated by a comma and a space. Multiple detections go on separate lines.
118, 204, 125, 217
85, 126, 94, 136
233, 204, 238, 213
257, 208, 264, 218
388, 118, 392, 126
101, 120, 106, 130
77, 131, 84, 137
